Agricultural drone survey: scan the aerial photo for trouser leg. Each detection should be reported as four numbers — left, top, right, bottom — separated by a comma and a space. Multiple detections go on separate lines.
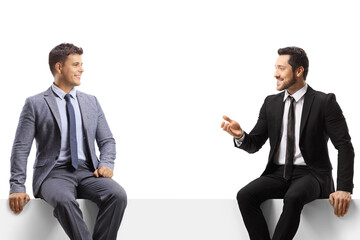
272, 168, 321, 240
237, 169, 287, 240
77, 165, 127, 240
39, 167, 92, 240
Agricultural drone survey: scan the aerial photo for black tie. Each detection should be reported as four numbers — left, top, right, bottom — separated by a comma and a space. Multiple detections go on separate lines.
64, 94, 78, 169
284, 96, 295, 180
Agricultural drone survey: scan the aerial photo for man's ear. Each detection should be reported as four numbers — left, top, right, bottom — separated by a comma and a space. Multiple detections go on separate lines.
55, 62, 62, 75
296, 66, 304, 78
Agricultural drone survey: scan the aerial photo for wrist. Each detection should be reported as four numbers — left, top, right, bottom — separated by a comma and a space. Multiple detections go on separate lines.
235, 132, 244, 140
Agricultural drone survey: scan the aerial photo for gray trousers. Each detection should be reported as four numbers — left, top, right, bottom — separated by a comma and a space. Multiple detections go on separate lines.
39, 161, 127, 240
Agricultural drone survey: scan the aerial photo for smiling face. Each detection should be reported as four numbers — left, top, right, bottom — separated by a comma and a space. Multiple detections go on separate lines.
274, 54, 296, 92
55, 54, 84, 93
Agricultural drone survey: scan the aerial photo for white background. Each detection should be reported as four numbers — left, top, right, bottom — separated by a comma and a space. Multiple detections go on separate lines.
1, 0, 359, 199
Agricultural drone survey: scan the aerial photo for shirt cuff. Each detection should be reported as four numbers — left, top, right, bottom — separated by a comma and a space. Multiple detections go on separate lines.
338, 190, 351, 195
234, 133, 245, 147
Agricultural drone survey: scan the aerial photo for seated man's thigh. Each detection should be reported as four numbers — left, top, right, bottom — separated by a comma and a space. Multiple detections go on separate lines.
40, 171, 78, 207
77, 175, 127, 205
237, 174, 288, 204
284, 173, 321, 205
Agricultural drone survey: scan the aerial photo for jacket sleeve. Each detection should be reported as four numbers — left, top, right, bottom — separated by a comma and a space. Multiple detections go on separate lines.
237, 98, 269, 153
325, 94, 354, 193
9, 98, 36, 194
94, 97, 116, 170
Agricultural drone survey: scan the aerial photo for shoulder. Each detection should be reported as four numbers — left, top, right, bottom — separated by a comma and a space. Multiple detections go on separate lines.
76, 90, 101, 110
263, 91, 284, 104
77, 90, 97, 101
307, 86, 337, 103
306, 86, 342, 116
24, 88, 52, 104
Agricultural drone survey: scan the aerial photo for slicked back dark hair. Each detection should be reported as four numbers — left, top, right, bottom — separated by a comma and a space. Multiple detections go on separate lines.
278, 46, 309, 80
49, 43, 83, 76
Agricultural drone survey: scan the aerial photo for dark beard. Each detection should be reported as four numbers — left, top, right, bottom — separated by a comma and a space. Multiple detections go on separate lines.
280, 75, 296, 91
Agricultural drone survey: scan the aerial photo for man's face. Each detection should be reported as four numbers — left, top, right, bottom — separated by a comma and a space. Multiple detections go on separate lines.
274, 55, 296, 92
58, 54, 84, 88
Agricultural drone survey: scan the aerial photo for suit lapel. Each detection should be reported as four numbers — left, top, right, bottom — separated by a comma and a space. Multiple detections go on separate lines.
300, 86, 315, 139
77, 91, 98, 167
275, 92, 285, 134
273, 92, 285, 145
77, 91, 94, 134
44, 87, 62, 131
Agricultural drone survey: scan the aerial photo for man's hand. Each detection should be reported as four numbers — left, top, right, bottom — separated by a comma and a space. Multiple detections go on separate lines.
94, 166, 113, 178
9, 193, 30, 214
221, 115, 243, 138
329, 191, 351, 217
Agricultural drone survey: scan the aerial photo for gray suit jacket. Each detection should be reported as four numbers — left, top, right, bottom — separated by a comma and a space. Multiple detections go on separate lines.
10, 87, 116, 197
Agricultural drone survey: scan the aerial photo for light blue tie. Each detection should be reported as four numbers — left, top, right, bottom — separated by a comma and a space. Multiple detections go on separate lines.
64, 94, 78, 169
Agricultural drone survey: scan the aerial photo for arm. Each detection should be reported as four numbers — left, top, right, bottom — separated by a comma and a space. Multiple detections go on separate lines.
237, 99, 268, 153
9, 98, 35, 213
221, 100, 268, 153
325, 94, 354, 216
93, 97, 116, 178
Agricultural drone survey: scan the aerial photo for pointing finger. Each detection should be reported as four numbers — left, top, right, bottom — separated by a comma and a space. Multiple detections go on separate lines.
223, 115, 232, 122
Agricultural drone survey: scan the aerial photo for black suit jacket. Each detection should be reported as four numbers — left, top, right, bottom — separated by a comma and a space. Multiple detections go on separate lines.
237, 86, 354, 198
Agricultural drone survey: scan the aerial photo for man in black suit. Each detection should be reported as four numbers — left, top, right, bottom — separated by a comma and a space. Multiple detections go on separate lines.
221, 47, 354, 240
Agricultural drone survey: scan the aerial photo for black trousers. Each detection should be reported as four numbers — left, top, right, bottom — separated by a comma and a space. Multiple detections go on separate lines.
39, 161, 127, 240
237, 165, 321, 240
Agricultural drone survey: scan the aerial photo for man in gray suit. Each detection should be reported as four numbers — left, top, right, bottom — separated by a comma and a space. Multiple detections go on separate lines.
9, 43, 127, 240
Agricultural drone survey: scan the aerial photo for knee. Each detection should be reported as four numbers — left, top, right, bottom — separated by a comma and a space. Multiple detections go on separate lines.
52, 194, 78, 215
236, 187, 251, 209
54, 194, 77, 208
108, 186, 127, 208
283, 193, 306, 210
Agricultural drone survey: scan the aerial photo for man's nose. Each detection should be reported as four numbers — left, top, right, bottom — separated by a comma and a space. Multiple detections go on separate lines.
274, 70, 279, 78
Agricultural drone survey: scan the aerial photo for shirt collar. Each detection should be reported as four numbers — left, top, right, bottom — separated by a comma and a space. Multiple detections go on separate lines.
283, 83, 308, 102
51, 84, 77, 100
